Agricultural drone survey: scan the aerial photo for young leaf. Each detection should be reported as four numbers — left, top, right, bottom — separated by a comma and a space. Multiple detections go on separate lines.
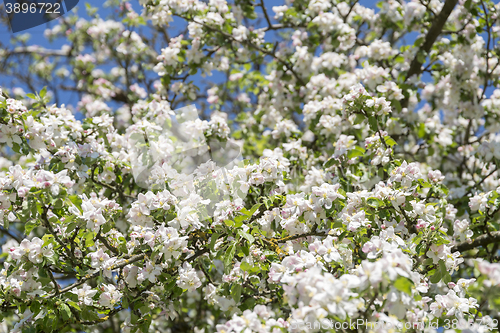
394, 276, 413, 295
430, 270, 442, 284
59, 303, 71, 321
224, 243, 236, 268
231, 284, 242, 302
238, 230, 255, 245
240, 262, 252, 271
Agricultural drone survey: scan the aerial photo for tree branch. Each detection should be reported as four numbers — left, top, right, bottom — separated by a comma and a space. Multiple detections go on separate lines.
406, 0, 458, 81
0, 226, 23, 243
401, 0, 458, 110
451, 231, 500, 252
175, 14, 306, 86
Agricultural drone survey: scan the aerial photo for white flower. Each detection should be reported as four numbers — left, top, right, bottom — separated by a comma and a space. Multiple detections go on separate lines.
429, 294, 447, 317
443, 290, 473, 318
9, 237, 53, 264
453, 219, 473, 243
428, 169, 445, 183
476, 260, 500, 286
157, 46, 180, 67
469, 192, 490, 211
389, 161, 423, 188
89, 249, 110, 269
177, 262, 202, 292
322, 236, 341, 262
426, 244, 448, 264
138, 261, 162, 283
71, 284, 97, 306
123, 265, 140, 288
311, 183, 345, 209
232, 25, 248, 41
341, 210, 370, 232
99, 284, 122, 309
333, 135, 357, 158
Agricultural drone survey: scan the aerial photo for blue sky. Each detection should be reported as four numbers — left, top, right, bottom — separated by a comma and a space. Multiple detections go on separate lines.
0, 0, 382, 112
0, 0, 149, 108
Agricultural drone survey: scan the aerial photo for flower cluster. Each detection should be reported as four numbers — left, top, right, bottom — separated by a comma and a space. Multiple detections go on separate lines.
0, 0, 499, 332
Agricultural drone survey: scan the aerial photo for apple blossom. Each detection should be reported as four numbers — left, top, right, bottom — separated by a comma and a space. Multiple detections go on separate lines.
0, 0, 499, 332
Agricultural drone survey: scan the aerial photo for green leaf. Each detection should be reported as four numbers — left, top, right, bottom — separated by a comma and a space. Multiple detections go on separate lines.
101, 222, 112, 234
249, 265, 261, 274
394, 276, 413, 295
248, 203, 262, 216
414, 37, 425, 47
40, 86, 47, 98
394, 56, 405, 64
224, 243, 236, 268
442, 272, 452, 284
130, 312, 139, 324
67, 301, 81, 311
417, 51, 427, 65
324, 157, 336, 168
428, 146, 434, 156
65, 223, 77, 234
353, 113, 365, 125
368, 116, 378, 131
430, 270, 442, 284
392, 100, 402, 112
59, 303, 71, 321
69, 195, 82, 209
42, 234, 54, 247
238, 230, 255, 245
240, 262, 252, 271
347, 146, 365, 159
139, 314, 152, 332
231, 284, 242, 302
331, 221, 344, 229
12, 142, 21, 153
85, 231, 95, 247
385, 137, 397, 147
122, 297, 129, 309
25, 220, 38, 234
366, 198, 381, 208
234, 215, 247, 228
439, 259, 448, 276
262, 197, 271, 209
30, 301, 41, 316
165, 280, 177, 291
417, 123, 426, 138
415, 243, 423, 255
209, 233, 220, 251
53, 199, 64, 209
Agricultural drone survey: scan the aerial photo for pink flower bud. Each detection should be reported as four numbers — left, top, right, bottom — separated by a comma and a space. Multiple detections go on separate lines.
17, 187, 29, 198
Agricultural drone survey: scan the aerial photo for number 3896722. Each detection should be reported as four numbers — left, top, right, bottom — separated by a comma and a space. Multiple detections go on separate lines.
5, 2, 61, 14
